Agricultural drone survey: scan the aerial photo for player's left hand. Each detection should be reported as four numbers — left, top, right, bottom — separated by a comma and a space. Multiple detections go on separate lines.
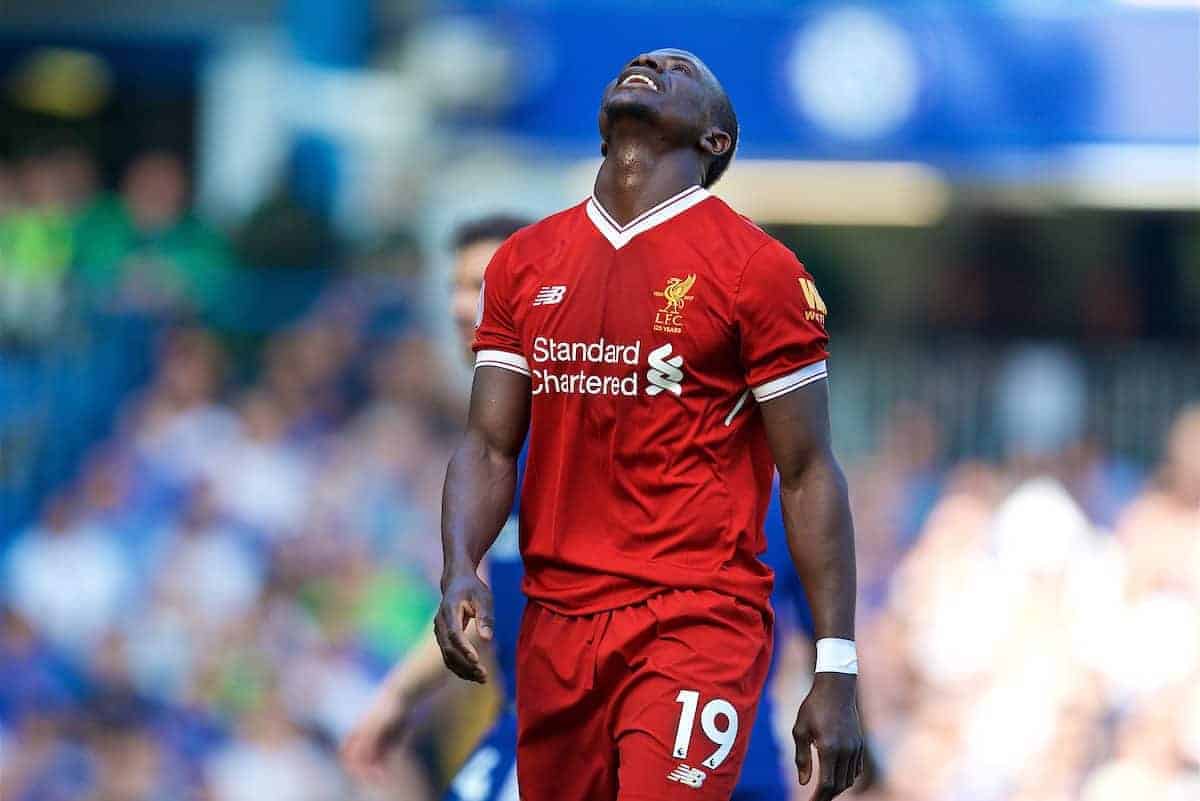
434, 571, 494, 683
793, 672, 863, 800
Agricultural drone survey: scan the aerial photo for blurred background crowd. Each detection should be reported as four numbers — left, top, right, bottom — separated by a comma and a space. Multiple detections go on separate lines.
0, 2, 1197, 801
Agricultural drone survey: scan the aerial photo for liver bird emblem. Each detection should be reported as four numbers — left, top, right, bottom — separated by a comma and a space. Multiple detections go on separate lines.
661, 274, 697, 312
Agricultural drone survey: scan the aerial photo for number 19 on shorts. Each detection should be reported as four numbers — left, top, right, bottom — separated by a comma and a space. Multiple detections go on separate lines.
672, 690, 739, 769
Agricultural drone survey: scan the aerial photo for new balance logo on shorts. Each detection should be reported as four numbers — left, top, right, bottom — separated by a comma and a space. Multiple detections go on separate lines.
667, 764, 707, 789
533, 285, 567, 306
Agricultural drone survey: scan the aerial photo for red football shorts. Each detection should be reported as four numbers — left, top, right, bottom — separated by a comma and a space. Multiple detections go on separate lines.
514, 589, 773, 801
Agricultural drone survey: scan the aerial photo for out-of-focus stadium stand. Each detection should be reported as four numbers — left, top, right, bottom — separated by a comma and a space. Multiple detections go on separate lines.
0, 2, 1197, 800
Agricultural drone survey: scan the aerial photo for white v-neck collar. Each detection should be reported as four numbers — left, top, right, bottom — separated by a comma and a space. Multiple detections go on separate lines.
585, 185, 711, 250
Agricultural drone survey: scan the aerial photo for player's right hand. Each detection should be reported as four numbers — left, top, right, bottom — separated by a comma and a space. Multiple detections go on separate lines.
340, 688, 411, 783
434, 572, 494, 683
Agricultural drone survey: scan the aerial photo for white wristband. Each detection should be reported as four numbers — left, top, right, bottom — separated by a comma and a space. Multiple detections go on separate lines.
815, 638, 858, 674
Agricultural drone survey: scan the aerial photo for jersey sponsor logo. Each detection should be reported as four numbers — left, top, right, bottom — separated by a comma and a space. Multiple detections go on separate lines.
527, 337, 686, 399
798, 277, 828, 323
533, 285, 567, 306
666, 764, 707, 789
530, 336, 641, 397
532, 371, 638, 397
653, 274, 697, 334
532, 336, 640, 365
646, 343, 685, 396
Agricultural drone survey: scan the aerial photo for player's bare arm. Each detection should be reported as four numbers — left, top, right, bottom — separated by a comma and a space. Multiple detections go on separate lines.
343, 619, 502, 771
436, 365, 530, 683
760, 380, 863, 801
341, 625, 443, 778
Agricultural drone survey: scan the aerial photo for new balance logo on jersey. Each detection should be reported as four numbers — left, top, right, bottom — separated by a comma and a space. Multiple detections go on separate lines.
646, 343, 684, 396
533, 285, 567, 306
667, 764, 707, 789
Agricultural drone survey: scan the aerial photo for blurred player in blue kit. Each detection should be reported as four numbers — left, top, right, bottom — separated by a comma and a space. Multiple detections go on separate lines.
341, 216, 531, 800
341, 216, 853, 801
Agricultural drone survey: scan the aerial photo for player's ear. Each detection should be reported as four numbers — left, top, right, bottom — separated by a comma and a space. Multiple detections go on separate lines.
700, 126, 732, 159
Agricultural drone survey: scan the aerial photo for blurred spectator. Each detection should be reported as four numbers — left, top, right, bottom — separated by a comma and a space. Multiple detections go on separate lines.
233, 141, 344, 272
253, 323, 356, 441
148, 488, 265, 638
0, 303, 453, 800
448, 215, 532, 359
127, 327, 236, 489
311, 335, 452, 577
995, 346, 1087, 462
995, 346, 1142, 526
852, 402, 1200, 801
0, 158, 18, 213
0, 141, 97, 342
204, 697, 345, 801
5, 493, 133, 657
2, 713, 96, 801
74, 150, 235, 323
0, 607, 80, 725
208, 390, 316, 535
234, 183, 340, 271
1119, 404, 1200, 529
87, 729, 175, 801
847, 402, 945, 612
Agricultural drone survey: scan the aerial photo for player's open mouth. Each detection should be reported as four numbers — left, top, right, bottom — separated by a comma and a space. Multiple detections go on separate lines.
619, 74, 658, 91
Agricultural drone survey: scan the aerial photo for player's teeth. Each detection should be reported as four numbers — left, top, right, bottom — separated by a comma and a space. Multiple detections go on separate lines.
622, 76, 656, 90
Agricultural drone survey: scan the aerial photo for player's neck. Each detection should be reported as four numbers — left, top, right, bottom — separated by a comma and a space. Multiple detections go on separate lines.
593, 139, 704, 227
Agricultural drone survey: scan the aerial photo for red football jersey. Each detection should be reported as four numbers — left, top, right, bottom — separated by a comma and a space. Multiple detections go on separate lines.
473, 185, 829, 616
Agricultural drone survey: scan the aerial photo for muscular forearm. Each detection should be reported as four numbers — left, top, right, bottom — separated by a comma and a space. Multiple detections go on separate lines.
436, 367, 527, 683
441, 429, 519, 582
779, 450, 856, 640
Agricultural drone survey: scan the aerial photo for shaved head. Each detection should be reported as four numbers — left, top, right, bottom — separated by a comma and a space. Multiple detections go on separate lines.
600, 48, 739, 188
648, 49, 738, 187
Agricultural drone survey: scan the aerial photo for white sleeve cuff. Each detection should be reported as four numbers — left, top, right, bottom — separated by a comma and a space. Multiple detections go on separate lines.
751, 360, 827, 403
475, 349, 531, 377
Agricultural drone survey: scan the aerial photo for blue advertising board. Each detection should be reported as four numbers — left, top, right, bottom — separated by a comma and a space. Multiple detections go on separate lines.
479, 4, 1198, 162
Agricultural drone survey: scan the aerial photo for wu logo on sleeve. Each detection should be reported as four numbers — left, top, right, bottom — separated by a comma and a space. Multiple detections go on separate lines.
798, 277, 828, 322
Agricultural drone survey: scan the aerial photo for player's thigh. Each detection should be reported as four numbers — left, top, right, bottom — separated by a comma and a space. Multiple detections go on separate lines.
614, 591, 772, 801
444, 710, 520, 801
515, 603, 616, 801
615, 681, 765, 801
